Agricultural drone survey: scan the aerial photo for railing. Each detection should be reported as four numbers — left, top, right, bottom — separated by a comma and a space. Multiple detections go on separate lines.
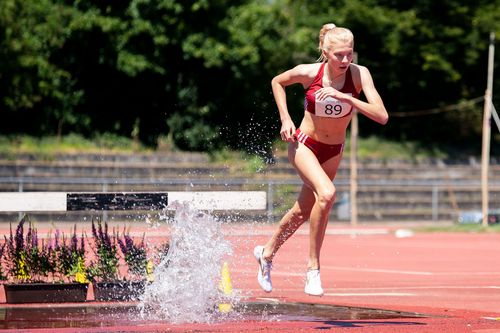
1, 176, 499, 223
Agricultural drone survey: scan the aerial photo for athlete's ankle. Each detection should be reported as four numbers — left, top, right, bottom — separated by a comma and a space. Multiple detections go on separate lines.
307, 262, 320, 271
262, 248, 273, 263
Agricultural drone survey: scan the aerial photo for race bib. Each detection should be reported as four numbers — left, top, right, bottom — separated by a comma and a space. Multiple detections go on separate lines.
315, 93, 352, 118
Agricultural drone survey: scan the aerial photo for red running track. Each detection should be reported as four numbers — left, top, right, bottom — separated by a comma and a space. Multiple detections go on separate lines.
1, 222, 500, 333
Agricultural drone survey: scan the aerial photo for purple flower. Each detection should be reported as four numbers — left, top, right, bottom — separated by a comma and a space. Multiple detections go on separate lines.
126, 234, 133, 250
15, 217, 25, 252
47, 238, 53, 253
31, 229, 38, 249
71, 225, 78, 251
54, 229, 60, 248
118, 237, 127, 255
80, 232, 85, 255
91, 219, 98, 239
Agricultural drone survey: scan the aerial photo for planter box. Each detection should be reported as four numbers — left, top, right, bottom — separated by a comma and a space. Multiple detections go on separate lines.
4, 283, 89, 303
93, 281, 146, 301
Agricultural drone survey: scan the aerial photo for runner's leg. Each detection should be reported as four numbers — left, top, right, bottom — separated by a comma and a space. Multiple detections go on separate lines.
289, 143, 342, 270
262, 184, 315, 260
262, 141, 341, 268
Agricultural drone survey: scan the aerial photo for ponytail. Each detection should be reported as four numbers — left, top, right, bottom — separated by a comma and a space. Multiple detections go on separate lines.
317, 23, 336, 62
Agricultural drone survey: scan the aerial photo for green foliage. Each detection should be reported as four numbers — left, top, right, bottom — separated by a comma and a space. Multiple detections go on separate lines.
271, 134, 449, 161
416, 222, 500, 233
0, 216, 169, 284
167, 113, 220, 151
0, 0, 83, 134
346, 135, 447, 161
117, 230, 148, 280
56, 226, 88, 283
3, 216, 39, 282
0, 0, 499, 155
0, 134, 149, 156
273, 184, 298, 215
1, 216, 87, 283
244, 154, 267, 173
87, 220, 120, 282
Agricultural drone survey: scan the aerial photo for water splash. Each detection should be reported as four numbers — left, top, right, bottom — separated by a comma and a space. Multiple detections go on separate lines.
138, 201, 236, 324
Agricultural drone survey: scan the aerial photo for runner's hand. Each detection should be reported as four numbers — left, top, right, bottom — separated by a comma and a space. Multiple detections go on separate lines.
315, 87, 349, 102
280, 119, 296, 142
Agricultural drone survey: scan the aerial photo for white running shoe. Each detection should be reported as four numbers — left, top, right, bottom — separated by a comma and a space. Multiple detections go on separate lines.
304, 269, 324, 296
253, 245, 272, 293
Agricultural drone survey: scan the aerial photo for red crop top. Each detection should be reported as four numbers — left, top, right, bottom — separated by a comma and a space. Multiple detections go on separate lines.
304, 62, 360, 118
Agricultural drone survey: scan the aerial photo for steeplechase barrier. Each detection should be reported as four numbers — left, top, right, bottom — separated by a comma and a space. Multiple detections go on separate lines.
0, 191, 267, 212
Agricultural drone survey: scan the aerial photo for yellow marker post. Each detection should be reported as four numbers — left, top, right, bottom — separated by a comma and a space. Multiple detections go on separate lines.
218, 262, 233, 313
146, 260, 155, 282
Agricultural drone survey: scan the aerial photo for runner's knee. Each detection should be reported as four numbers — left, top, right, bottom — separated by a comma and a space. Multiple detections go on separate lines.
316, 185, 336, 210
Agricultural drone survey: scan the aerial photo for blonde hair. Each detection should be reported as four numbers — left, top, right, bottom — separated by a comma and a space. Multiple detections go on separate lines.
317, 23, 336, 62
317, 25, 354, 62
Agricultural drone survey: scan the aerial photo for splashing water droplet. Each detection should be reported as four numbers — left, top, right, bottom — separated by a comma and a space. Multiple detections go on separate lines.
138, 201, 236, 323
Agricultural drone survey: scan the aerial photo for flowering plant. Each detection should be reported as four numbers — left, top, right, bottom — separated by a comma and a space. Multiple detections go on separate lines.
0, 216, 167, 288
86, 219, 120, 282
56, 225, 88, 283
3, 215, 52, 282
118, 229, 149, 281
25, 223, 56, 282
1, 215, 89, 284
4, 216, 30, 282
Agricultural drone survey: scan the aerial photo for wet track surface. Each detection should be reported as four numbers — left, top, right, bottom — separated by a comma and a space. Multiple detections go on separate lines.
0, 301, 428, 330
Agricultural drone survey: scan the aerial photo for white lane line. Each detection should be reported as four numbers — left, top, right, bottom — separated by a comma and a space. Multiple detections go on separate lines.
322, 266, 434, 276
255, 297, 281, 303
324, 292, 416, 297
326, 229, 390, 236
433, 272, 500, 276
325, 268, 500, 277
330, 286, 500, 291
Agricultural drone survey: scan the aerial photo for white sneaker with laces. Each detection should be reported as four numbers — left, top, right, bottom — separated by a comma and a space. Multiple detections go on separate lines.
304, 269, 324, 296
253, 245, 272, 292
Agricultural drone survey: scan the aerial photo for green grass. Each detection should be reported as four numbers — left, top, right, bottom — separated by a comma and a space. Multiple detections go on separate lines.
0, 133, 150, 158
0, 133, 451, 163
272, 135, 448, 161
415, 223, 500, 233
348, 136, 447, 161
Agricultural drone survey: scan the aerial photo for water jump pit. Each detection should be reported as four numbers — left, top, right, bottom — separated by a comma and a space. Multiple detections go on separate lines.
0, 300, 429, 330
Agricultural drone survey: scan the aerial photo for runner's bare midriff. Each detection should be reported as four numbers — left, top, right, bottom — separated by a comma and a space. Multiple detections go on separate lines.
299, 111, 352, 144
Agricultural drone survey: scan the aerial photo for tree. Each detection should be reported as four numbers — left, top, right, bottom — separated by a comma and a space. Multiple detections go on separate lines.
0, 0, 84, 135
1, 0, 499, 155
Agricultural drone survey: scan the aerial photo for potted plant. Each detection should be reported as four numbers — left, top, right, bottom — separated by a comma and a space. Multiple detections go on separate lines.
89, 220, 159, 301
56, 225, 88, 285
1, 215, 89, 303
118, 229, 147, 279
88, 219, 152, 301
87, 219, 122, 301
114, 229, 153, 300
